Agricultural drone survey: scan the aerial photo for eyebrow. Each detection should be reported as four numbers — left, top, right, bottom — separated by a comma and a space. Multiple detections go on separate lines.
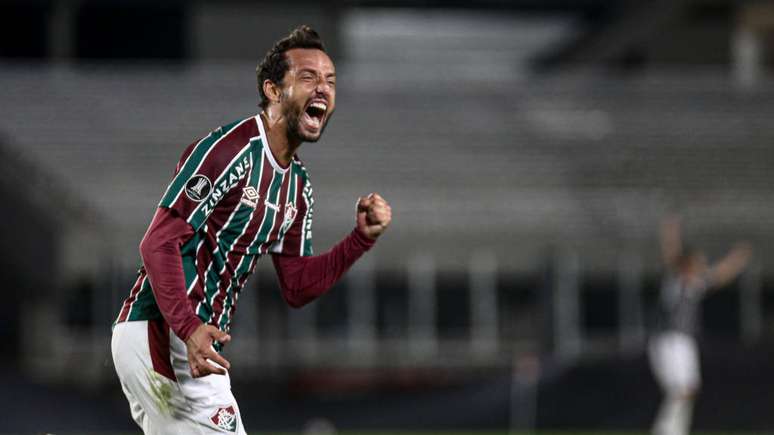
297, 68, 336, 77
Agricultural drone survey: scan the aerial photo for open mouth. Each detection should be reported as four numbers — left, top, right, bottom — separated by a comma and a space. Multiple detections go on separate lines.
302, 101, 327, 131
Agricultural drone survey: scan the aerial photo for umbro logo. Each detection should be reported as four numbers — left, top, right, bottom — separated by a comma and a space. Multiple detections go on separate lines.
185, 175, 212, 202
240, 186, 259, 208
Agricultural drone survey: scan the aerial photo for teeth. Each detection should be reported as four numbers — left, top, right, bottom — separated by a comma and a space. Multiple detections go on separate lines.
310, 102, 327, 111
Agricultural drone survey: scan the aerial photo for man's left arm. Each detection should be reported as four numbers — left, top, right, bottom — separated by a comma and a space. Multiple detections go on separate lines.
708, 242, 753, 290
272, 193, 391, 308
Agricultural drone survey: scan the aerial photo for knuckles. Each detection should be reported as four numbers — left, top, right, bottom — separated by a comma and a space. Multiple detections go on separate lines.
357, 194, 392, 229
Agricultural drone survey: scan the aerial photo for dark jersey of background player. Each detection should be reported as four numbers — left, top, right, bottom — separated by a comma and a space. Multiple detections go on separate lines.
656, 270, 710, 336
656, 216, 752, 337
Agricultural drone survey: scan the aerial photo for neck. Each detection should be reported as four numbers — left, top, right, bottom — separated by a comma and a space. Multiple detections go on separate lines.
261, 110, 301, 168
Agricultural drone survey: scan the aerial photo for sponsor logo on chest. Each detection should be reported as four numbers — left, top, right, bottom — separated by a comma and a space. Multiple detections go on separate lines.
199, 155, 251, 216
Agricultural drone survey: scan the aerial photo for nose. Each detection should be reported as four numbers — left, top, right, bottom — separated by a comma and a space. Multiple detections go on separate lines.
315, 78, 331, 95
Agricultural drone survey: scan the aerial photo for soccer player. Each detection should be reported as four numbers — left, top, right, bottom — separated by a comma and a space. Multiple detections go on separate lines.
111, 25, 392, 434
649, 216, 751, 435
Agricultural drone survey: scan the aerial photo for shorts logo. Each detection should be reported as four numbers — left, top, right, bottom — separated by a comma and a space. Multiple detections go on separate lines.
210, 405, 237, 432
240, 186, 260, 208
185, 175, 212, 202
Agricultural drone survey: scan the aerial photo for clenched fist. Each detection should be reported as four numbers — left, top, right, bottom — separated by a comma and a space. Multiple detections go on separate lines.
356, 193, 392, 239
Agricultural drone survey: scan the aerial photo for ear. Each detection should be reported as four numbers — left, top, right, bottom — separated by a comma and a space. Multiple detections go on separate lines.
262, 79, 282, 105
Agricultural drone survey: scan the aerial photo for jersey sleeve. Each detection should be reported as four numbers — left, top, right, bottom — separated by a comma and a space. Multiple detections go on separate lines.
272, 172, 314, 257
158, 126, 252, 232
272, 228, 375, 308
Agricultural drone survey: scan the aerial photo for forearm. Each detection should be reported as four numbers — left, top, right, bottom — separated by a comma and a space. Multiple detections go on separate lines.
710, 246, 752, 289
273, 228, 375, 308
140, 208, 202, 341
660, 216, 682, 268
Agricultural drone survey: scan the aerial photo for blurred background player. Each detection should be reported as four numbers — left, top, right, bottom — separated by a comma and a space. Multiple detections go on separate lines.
111, 25, 392, 434
649, 215, 752, 435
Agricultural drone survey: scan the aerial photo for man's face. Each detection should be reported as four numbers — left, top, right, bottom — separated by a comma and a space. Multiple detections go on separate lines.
278, 48, 336, 143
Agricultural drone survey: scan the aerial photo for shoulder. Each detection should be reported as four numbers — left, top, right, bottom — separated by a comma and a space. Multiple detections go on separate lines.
291, 155, 312, 185
188, 117, 259, 166
210, 116, 260, 152
699, 271, 714, 290
173, 117, 259, 178
182, 116, 256, 152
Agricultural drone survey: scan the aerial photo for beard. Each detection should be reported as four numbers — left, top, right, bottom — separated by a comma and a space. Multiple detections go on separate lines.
281, 95, 331, 144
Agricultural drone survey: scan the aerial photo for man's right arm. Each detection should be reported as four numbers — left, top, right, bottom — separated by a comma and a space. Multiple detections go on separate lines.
139, 207, 201, 341
660, 215, 682, 270
140, 207, 231, 377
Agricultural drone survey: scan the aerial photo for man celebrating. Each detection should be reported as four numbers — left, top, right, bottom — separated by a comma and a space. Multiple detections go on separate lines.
112, 25, 391, 434
649, 216, 751, 435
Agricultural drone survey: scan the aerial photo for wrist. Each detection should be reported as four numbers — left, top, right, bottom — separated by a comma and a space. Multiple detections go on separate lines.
178, 316, 204, 342
352, 227, 377, 248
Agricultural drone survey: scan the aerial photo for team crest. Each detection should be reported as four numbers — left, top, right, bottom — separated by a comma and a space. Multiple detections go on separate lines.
240, 186, 260, 208
185, 174, 212, 202
282, 202, 298, 231
210, 405, 238, 432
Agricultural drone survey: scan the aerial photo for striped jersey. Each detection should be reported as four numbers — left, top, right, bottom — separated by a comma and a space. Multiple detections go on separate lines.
656, 272, 710, 336
115, 114, 314, 335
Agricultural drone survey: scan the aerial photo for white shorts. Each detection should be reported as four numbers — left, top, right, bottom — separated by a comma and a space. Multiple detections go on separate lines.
111, 319, 247, 435
648, 331, 701, 394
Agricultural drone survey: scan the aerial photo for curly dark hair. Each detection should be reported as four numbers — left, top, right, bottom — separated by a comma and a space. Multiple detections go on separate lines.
256, 25, 327, 110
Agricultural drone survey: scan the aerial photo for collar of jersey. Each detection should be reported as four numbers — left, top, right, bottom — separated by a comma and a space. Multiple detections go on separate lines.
255, 113, 290, 174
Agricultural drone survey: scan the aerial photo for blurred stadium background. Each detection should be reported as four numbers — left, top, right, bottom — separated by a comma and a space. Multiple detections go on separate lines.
2, 0, 774, 433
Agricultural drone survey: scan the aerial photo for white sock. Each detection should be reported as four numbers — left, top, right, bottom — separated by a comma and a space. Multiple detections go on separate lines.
654, 394, 693, 435
675, 396, 694, 435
